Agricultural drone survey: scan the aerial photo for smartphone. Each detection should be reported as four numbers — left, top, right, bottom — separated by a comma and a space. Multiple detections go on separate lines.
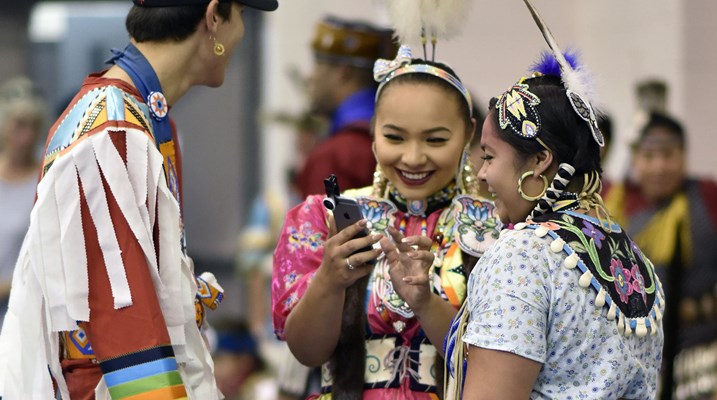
324, 175, 372, 254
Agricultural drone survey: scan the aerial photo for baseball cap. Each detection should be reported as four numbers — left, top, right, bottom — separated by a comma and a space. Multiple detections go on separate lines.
132, 0, 278, 12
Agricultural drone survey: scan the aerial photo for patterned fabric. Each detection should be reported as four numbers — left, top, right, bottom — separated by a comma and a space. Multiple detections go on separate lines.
446, 211, 664, 399
272, 187, 501, 398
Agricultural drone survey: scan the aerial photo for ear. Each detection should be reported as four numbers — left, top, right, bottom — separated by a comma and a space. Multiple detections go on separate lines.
531, 149, 553, 177
205, 0, 220, 35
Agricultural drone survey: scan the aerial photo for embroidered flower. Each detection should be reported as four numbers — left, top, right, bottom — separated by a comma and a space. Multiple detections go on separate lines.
466, 200, 491, 223
610, 259, 633, 303
581, 220, 606, 249
630, 264, 647, 305
362, 200, 391, 231
539, 221, 561, 231
283, 272, 302, 289
282, 292, 299, 311
288, 222, 323, 252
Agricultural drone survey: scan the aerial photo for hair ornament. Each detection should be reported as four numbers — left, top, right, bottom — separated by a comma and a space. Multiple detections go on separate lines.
495, 79, 541, 139
520, 0, 604, 147
373, 45, 473, 117
385, 0, 472, 60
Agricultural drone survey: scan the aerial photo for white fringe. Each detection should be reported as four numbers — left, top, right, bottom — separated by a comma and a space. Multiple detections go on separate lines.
0, 127, 218, 399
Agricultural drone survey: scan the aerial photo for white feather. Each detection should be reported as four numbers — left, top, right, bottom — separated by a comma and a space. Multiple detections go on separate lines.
386, 0, 423, 48
522, 0, 598, 105
424, 0, 472, 40
385, 0, 472, 49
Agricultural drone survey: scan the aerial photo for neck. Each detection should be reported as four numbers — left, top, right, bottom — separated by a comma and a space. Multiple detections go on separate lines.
105, 40, 202, 106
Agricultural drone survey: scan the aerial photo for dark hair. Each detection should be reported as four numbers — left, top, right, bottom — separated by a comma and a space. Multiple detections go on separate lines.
469, 93, 486, 148
637, 111, 685, 147
376, 59, 472, 129
126, 3, 233, 43
488, 74, 602, 178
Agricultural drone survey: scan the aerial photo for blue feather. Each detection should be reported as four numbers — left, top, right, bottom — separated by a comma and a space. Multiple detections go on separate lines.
530, 49, 582, 78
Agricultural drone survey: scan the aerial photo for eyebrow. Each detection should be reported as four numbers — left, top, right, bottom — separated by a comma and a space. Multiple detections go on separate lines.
382, 124, 452, 134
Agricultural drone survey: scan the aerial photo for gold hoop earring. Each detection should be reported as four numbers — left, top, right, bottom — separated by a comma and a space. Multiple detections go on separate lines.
213, 38, 225, 56
518, 171, 548, 201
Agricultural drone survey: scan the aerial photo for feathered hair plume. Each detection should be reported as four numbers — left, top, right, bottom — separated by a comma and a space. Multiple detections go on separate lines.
521, 0, 597, 104
530, 49, 597, 104
385, 0, 472, 55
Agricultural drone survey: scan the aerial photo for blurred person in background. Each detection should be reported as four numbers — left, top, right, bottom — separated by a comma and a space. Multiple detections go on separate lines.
238, 109, 326, 400
0, 0, 278, 398
213, 319, 277, 400
0, 77, 45, 328
604, 112, 717, 400
294, 16, 396, 198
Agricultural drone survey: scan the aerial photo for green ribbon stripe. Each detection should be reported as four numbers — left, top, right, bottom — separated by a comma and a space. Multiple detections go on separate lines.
108, 370, 183, 399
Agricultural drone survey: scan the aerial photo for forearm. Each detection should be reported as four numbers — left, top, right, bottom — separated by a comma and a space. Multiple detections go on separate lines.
284, 272, 346, 367
413, 293, 458, 357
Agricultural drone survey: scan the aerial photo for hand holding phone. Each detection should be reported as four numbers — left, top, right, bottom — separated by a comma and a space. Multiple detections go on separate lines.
323, 175, 372, 254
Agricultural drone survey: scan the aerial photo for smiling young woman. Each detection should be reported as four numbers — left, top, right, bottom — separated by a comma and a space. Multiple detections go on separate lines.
272, 45, 502, 399
440, 1, 665, 399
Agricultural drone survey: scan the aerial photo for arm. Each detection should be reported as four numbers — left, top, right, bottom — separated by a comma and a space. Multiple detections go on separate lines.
272, 199, 382, 366
462, 345, 541, 400
73, 130, 186, 398
460, 231, 550, 398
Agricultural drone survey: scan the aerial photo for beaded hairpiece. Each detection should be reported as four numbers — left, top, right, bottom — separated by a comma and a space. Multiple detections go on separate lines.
501, 0, 604, 148
373, 45, 472, 117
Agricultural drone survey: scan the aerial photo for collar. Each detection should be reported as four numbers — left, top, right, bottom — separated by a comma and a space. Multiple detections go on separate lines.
107, 44, 172, 145
389, 181, 458, 216
330, 87, 376, 135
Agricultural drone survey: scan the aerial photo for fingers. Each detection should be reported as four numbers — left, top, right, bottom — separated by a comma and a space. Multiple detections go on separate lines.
338, 232, 381, 257
379, 236, 399, 265
346, 246, 383, 268
401, 235, 433, 251
331, 219, 368, 244
327, 214, 337, 238
386, 227, 414, 254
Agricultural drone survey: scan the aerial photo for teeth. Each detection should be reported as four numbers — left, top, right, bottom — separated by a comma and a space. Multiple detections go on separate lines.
401, 171, 430, 180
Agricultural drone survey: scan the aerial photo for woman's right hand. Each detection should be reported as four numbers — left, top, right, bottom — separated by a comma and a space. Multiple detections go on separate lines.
315, 215, 383, 291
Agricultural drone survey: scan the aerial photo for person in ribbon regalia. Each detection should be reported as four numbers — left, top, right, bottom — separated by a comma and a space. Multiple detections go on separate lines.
0, 0, 277, 399
442, 1, 665, 398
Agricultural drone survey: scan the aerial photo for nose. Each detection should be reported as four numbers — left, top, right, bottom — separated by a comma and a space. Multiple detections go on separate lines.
401, 141, 427, 167
477, 160, 488, 181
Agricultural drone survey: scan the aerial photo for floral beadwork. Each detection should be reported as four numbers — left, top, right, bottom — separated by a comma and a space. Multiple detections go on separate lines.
522, 211, 664, 337
356, 197, 396, 232
453, 195, 502, 257
287, 222, 323, 252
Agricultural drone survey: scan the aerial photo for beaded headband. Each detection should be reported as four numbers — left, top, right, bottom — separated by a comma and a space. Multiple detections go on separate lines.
373, 45, 473, 117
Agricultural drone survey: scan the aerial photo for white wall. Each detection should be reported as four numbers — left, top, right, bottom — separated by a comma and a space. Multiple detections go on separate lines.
261, 0, 714, 194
